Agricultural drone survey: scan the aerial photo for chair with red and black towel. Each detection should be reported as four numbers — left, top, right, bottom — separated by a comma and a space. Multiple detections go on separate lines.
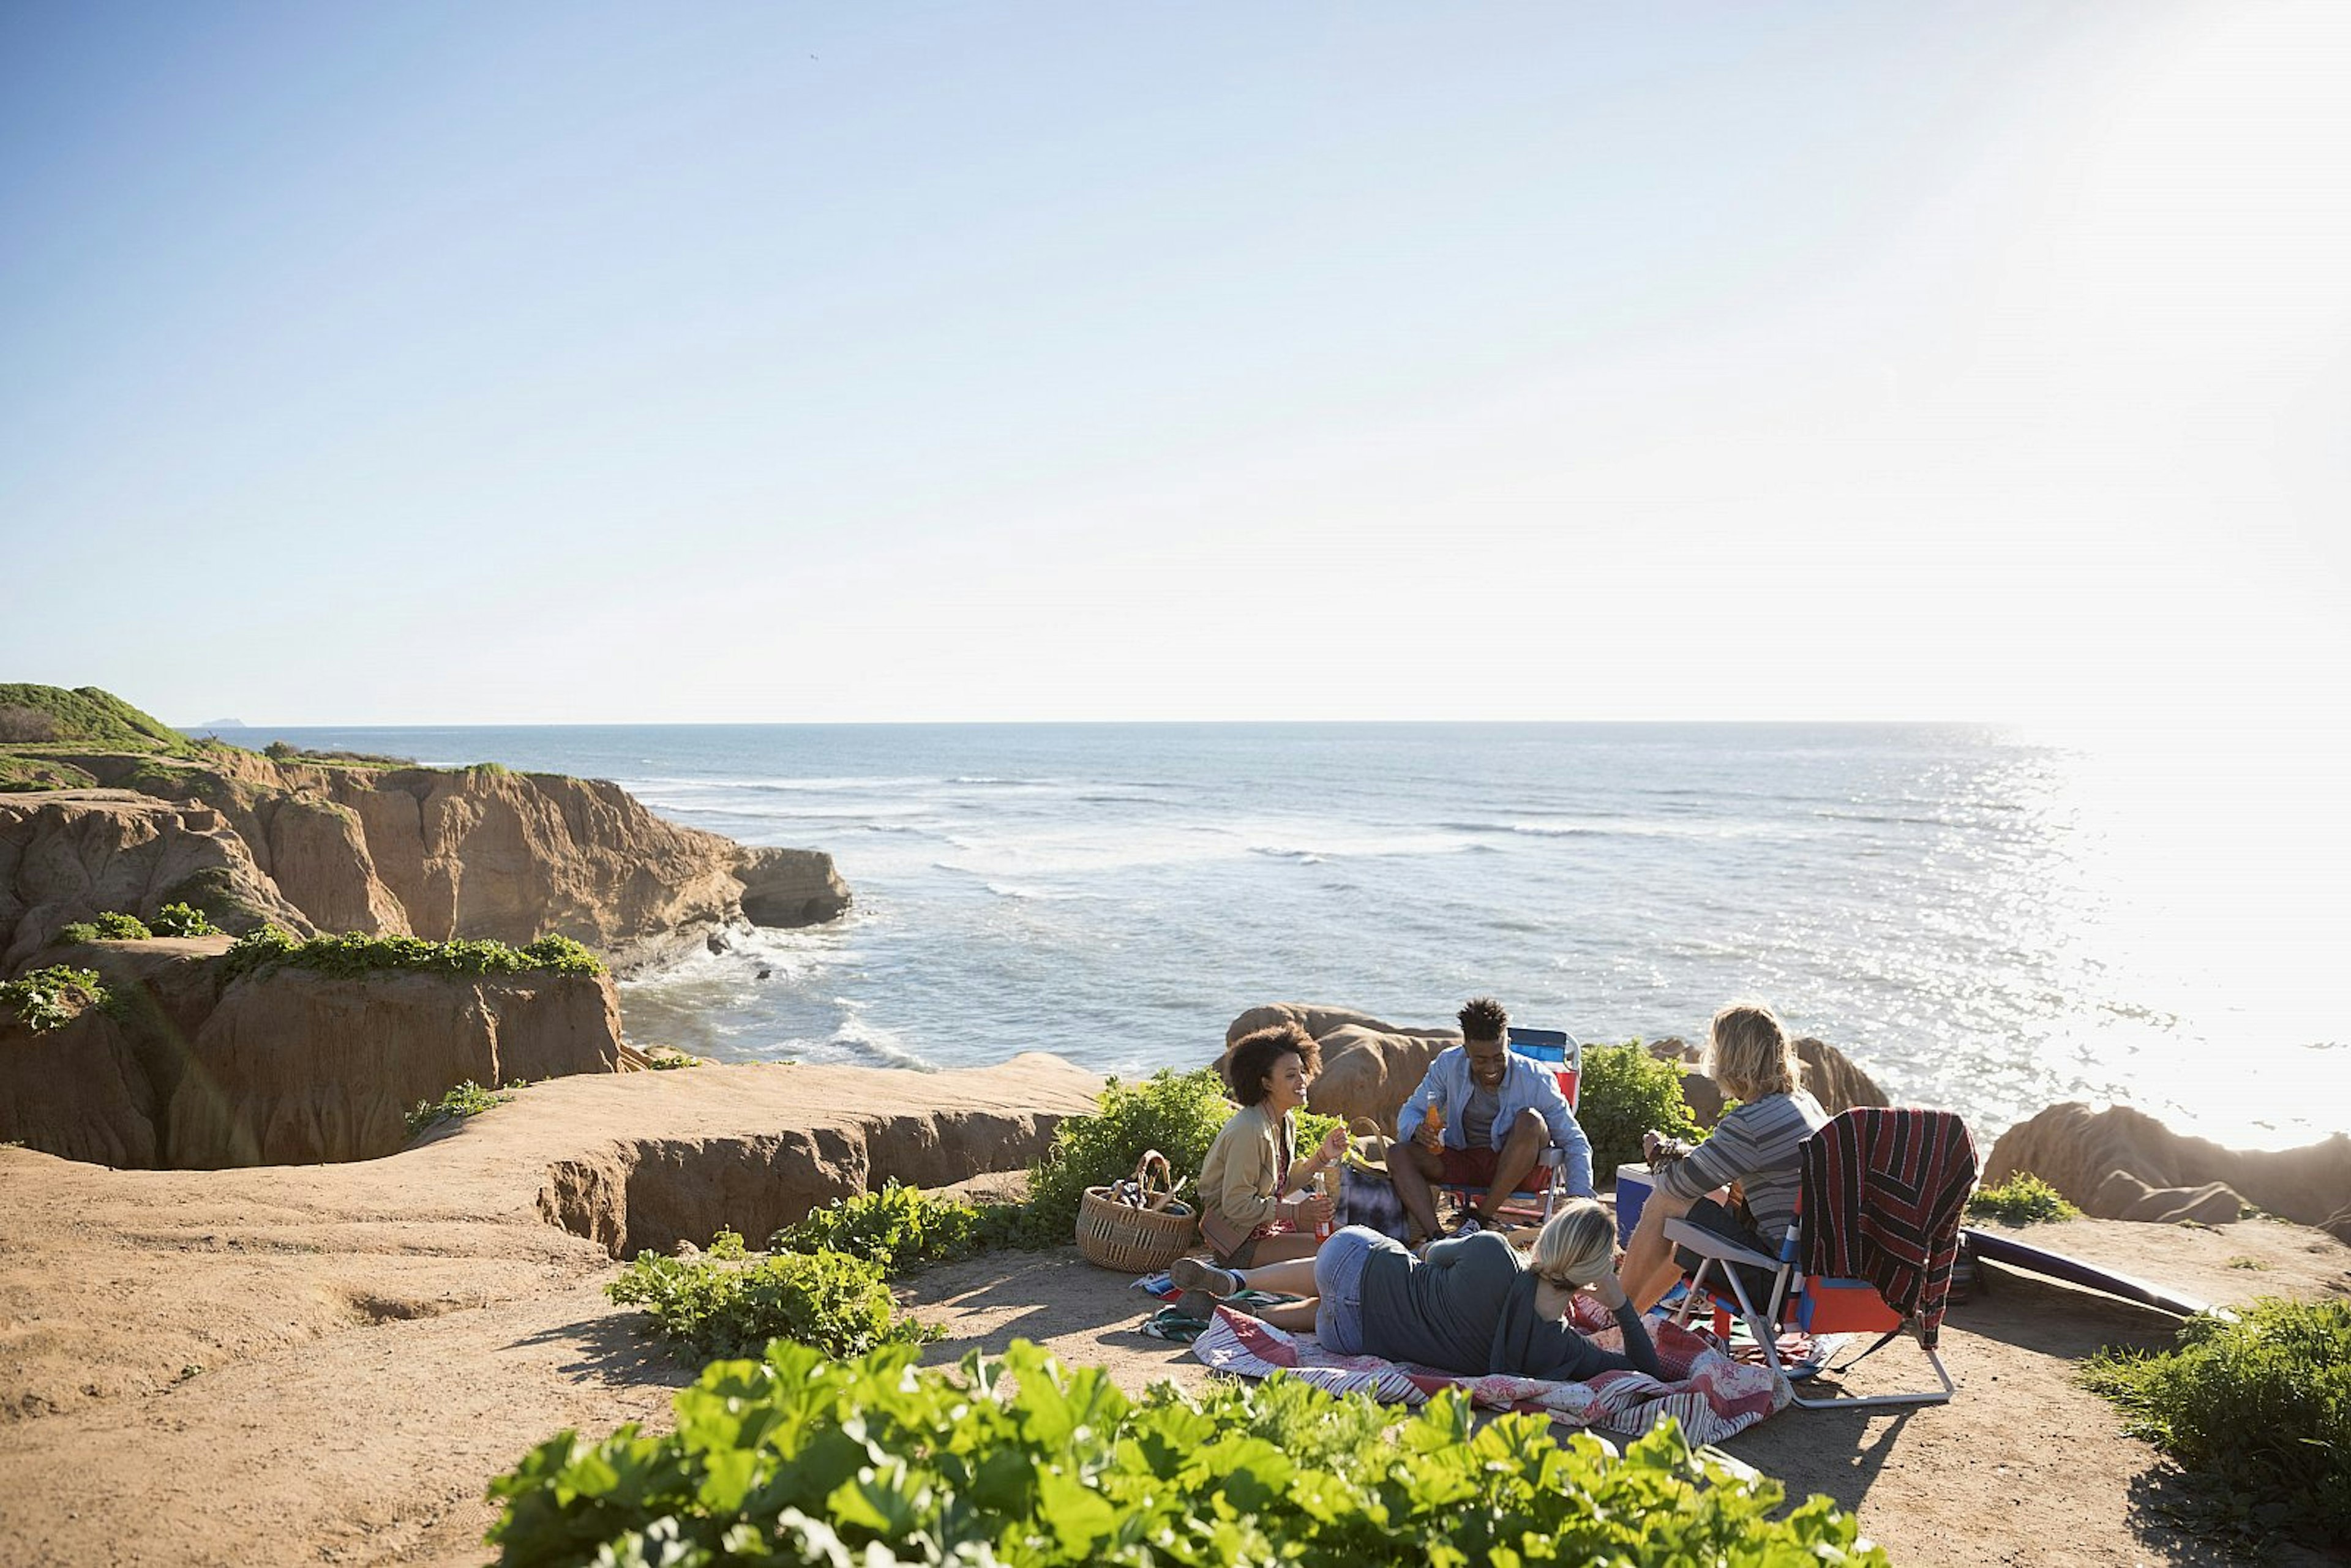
1665, 1106, 1978, 1409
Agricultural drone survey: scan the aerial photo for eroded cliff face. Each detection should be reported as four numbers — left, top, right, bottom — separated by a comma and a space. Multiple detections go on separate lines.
6, 753, 849, 972
1, 939, 625, 1170
0, 791, 315, 970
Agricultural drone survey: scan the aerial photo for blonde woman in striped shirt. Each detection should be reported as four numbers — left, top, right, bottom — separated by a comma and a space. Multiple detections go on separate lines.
1620, 1002, 1829, 1314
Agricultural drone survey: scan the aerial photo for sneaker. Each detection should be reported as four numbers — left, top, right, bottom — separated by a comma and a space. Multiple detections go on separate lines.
1170, 1256, 1242, 1299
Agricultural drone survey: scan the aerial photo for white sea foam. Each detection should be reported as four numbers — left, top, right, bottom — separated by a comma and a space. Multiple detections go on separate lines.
245, 719, 2351, 1149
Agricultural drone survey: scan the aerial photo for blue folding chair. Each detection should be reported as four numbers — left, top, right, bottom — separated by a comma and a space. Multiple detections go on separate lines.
1439, 1026, 1583, 1226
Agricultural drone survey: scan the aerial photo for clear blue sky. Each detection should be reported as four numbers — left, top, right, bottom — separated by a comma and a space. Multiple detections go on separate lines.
4, 1, 2344, 724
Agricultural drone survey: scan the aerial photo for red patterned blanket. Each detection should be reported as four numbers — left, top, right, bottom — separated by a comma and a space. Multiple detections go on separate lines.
1189, 1297, 1788, 1445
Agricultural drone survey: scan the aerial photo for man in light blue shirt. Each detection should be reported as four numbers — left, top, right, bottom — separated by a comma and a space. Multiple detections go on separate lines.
1390, 997, 1593, 1240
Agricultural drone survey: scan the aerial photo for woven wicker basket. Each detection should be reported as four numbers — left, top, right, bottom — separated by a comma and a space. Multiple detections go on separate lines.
1074, 1149, 1198, 1272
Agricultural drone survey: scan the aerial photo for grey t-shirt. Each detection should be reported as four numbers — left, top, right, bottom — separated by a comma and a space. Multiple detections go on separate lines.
1460, 1082, 1501, 1149
1357, 1231, 1523, 1375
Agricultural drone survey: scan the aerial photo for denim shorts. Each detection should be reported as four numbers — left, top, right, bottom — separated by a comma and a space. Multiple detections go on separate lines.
1314, 1225, 1408, 1353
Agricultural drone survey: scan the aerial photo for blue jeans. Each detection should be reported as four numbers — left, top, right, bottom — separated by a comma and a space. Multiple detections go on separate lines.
1314, 1225, 1408, 1353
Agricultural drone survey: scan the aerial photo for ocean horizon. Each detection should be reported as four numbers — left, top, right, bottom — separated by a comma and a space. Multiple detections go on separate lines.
206, 720, 2350, 1154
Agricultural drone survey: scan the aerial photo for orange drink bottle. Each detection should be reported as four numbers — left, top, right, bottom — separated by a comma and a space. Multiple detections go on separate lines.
1313, 1167, 1335, 1242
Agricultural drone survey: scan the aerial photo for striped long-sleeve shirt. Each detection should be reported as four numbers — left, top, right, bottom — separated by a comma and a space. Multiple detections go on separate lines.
1653, 1089, 1830, 1241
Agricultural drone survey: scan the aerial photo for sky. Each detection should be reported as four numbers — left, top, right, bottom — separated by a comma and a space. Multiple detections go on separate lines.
2, 1, 2345, 725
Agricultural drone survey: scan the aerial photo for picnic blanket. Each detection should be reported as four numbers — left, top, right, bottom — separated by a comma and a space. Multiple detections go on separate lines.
1190, 1294, 1789, 1445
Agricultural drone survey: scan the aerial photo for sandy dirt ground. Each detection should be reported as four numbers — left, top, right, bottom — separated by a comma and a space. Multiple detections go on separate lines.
2, 1112, 2344, 1566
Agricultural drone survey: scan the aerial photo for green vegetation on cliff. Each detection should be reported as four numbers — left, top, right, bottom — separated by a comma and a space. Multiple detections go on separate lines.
0, 685, 189, 750
0, 754, 99, 792
53, 906, 217, 944
405, 1079, 510, 1136
223, 927, 608, 982
0, 966, 113, 1033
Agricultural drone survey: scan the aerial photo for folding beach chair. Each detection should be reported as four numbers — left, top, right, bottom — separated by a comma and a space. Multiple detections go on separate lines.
1439, 1026, 1583, 1227
1665, 1106, 1976, 1409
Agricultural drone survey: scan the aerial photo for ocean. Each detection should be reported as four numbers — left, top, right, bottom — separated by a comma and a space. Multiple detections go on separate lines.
209, 722, 2349, 1152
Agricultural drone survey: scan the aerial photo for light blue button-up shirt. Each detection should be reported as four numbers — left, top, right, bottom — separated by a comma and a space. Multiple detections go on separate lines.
1396, 1046, 1594, 1197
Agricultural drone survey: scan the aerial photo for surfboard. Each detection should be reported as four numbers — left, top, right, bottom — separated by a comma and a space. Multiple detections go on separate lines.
1964, 1226, 2220, 1318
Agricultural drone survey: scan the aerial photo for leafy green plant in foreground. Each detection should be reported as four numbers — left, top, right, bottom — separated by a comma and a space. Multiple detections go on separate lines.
405, 1080, 508, 1137
2080, 1296, 2350, 1542
0, 966, 111, 1033
487, 1339, 1887, 1567
604, 1240, 940, 1363
1967, 1172, 2082, 1225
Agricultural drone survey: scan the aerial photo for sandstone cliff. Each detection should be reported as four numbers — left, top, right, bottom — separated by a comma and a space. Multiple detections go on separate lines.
1986, 1102, 2351, 1240
171, 964, 624, 1167
2, 937, 626, 1169
4, 752, 849, 972
0, 790, 315, 970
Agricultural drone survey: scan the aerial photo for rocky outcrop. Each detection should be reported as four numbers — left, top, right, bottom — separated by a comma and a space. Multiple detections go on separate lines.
1220, 1003, 1461, 1135
735, 846, 852, 928
3, 937, 625, 1170
539, 1086, 1090, 1257
0, 1010, 157, 1168
42, 752, 849, 971
1224, 1003, 1899, 1138
0, 791, 314, 969
1663, 1034, 1891, 1126
1986, 1103, 2351, 1240
68, 935, 238, 1125
1223, 1002, 1453, 1054
170, 967, 624, 1168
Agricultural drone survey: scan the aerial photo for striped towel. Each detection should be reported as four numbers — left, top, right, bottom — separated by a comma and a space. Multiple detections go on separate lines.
1801, 1107, 1978, 1348
1190, 1297, 1788, 1446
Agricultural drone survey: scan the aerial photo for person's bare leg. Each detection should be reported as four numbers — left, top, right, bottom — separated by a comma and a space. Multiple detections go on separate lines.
1232, 1256, 1320, 1296
1621, 1188, 1698, 1313
1251, 1299, 1319, 1332
1387, 1140, 1448, 1239
1243, 1231, 1323, 1265
1473, 1108, 1549, 1221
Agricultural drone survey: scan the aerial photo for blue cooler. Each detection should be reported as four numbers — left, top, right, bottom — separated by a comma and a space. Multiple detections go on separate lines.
1613, 1163, 1653, 1248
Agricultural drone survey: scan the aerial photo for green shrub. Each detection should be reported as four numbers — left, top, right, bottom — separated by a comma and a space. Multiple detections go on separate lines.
2081, 1297, 2350, 1542
88, 910, 153, 940
1577, 1041, 1702, 1182
222, 928, 606, 984
604, 1243, 940, 1364
54, 921, 102, 945
0, 966, 110, 1033
771, 1179, 1056, 1274
148, 901, 220, 937
1968, 1172, 2082, 1225
1024, 1067, 1235, 1231
406, 1080, 508, 1136
222, 923, 302, 976
487, 1338, 1885, 1566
